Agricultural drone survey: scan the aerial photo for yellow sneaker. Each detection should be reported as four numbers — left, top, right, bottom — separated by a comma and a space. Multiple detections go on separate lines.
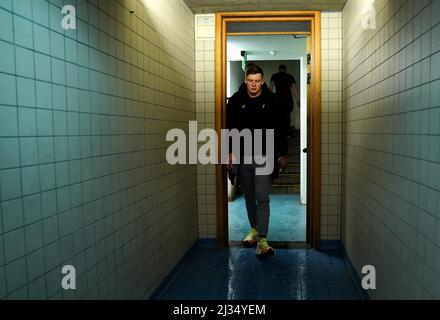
255, 238, 274, 256
242, 228, 258, 247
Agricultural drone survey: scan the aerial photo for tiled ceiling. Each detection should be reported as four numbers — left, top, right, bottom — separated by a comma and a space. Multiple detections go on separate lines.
183, 0, 348, 13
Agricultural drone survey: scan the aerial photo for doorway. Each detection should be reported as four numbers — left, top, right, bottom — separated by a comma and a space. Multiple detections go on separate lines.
226, 38, 307, 246
215, 11, 322, 249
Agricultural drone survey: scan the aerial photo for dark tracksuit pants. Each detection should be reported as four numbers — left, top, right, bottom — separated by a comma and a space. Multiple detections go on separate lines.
239, 163, 272, 236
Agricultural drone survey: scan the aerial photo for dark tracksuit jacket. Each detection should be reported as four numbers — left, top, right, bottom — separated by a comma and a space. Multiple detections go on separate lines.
226, 83, 289, 182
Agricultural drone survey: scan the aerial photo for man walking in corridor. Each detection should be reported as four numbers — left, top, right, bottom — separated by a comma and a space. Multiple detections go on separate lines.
226, 64, 289, 256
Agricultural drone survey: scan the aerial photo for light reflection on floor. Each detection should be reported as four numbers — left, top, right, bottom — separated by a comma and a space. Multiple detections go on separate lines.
155, 246, 366, 300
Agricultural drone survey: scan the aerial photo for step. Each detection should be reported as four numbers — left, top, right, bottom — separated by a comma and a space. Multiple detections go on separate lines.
287, 135, 301, 143
288, 129, 300, 136
284, 164, 300, 174
287, 153, 301, 163
287, 140, 300, 145
288, 145, 301, 152
271, 184, 301, 194
236, 184, 301, 194
273, 173, 300, 184
288, 136, 300, 142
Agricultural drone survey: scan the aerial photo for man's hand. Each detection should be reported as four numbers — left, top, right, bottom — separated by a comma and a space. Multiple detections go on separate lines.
278, 156, 288, 173
226, 153, 236, 171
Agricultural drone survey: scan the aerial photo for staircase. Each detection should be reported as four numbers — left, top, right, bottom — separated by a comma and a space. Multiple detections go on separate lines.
228, 128, 301, 201
272, 129, 301, 194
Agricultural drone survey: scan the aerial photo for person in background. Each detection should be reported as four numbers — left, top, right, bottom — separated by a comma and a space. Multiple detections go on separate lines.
269, 64, 300, 137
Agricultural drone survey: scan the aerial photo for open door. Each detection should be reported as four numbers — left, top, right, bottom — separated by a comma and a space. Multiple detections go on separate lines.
215, 11, 321, 249
300, 36, 311, 205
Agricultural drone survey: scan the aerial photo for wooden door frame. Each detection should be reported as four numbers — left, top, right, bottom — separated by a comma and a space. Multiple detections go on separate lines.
214, 11, 321, 249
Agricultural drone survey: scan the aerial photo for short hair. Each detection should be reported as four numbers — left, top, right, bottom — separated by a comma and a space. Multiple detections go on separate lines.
245, 64, 264, 77
279, 64, 287, 71
245, 62, 256, 70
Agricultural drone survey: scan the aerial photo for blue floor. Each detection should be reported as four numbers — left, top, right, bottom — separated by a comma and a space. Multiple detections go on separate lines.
229, 194, 306, 242
154, 246, 366, 300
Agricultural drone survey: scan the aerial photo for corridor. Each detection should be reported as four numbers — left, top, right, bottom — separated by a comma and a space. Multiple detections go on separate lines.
152, 246, 366, 300
0, 0, 439, 301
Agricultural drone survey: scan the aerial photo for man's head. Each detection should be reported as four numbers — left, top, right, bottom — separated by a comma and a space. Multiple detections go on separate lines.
279, 64, 287, 72
245, 64, 264, 97
245, 62, 256, 70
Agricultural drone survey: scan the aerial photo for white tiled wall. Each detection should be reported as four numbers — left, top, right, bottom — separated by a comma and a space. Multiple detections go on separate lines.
321, 12, 343, 241
0, 0, 197, 299
195, 14, 217, 239
342, 0, 440, 299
